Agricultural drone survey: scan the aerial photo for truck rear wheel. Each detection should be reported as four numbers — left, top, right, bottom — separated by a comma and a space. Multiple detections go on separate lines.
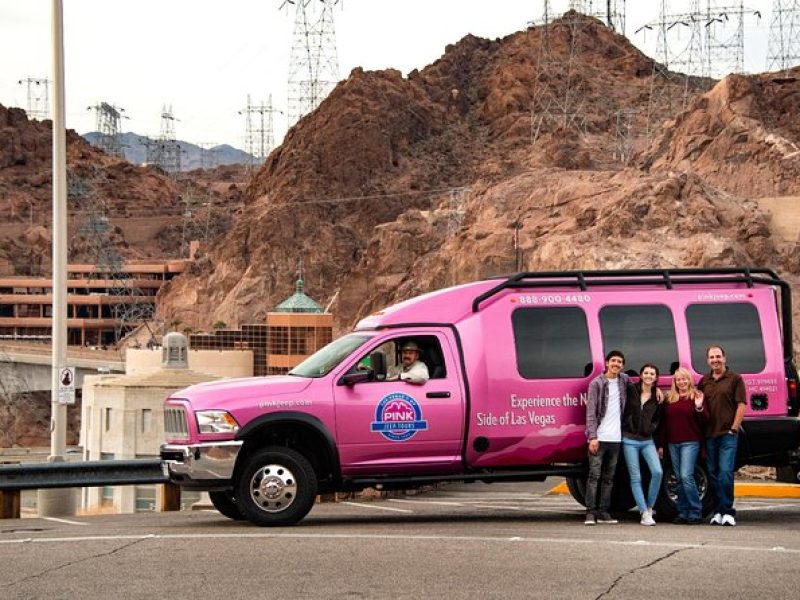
654, 461, 713, 520
209, 490, 244, 521
235, 446, 318, 526
565, 471, 636, 513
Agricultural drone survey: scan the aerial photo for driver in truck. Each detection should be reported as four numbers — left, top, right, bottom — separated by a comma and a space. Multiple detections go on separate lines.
388, 340, 430, 384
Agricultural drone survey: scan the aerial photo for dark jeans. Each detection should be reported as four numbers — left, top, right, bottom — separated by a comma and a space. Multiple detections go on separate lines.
706, 433, 738, 516
585, 441, 621, 514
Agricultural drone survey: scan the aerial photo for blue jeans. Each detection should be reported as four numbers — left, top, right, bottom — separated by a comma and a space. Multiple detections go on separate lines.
668, 441, 702, 520
586, 442, 620, 514
622, 438, 663, 513
706, 433, 738, 516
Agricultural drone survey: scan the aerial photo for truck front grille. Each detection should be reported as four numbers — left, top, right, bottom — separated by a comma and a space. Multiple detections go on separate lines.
164, 406, 190, 440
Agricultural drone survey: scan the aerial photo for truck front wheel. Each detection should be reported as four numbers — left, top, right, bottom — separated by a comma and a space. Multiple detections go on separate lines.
208, 490, 244, 521
235, 446, 318, 526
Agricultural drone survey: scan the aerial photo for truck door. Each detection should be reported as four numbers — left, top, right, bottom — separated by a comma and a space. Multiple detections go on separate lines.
332, 329, 464, 475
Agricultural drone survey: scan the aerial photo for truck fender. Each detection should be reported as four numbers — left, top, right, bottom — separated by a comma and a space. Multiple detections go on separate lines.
234, 411, 341, 484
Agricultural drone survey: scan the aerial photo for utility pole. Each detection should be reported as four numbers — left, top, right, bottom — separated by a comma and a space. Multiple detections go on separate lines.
39, 0, 75, 517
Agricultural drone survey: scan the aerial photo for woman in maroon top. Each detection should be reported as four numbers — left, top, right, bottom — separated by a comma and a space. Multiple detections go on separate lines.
659, 367, 708, 524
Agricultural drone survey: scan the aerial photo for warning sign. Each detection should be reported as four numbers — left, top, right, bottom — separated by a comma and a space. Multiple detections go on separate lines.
58, 366, 75, 405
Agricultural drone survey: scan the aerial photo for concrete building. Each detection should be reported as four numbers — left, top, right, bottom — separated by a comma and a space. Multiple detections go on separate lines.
0, 259, 188, 347
79, 333, 251, 513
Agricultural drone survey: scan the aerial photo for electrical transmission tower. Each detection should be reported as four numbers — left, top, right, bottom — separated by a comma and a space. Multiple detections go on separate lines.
636, 0, 708, 140
17, 77, 50, 120
239, 94, 281, 166
766, 0, 800, 75
530, 7, 589, 146
281, 0, 341, 127
87, 102, 126, 159
568, 0, 626, 33
68, 175, 154, 346
145, 104, 182, 175
703, 1, 762, 77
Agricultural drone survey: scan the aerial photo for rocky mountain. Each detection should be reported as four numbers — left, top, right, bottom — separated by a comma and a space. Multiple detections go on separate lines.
83, 131, 256, 170
0, 105, 250, 274
155, 12, 800, 353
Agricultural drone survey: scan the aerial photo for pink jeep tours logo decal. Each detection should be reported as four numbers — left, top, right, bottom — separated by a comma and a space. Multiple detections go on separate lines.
370, 392, 428, 441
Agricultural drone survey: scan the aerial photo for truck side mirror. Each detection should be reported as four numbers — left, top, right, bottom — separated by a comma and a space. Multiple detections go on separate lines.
370, 351, 387, 381
339, 371, 371, 386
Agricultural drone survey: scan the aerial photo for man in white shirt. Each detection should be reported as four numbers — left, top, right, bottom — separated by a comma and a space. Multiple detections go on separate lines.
389, 341, 430, 384
584, 349, 631, 525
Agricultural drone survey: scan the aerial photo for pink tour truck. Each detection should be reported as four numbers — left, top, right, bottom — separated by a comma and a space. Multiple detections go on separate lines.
161, 268, 800, 526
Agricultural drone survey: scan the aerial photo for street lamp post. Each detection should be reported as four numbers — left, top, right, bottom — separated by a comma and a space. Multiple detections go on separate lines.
38, 0, 75, 517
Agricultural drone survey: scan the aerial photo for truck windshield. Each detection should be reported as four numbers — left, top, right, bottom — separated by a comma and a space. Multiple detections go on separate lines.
288, 334, 372, 378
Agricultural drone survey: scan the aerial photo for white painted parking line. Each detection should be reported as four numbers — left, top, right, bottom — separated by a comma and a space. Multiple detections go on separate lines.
389, 499, 464, 506
340, 501, 413, 513
41, 517, 88, 526
737, 503, 800, 511
472, 504, 524, 511
2, 532, 799, 555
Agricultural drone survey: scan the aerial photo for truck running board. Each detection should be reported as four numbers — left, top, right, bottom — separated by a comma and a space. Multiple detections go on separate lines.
341, 464, 586, 491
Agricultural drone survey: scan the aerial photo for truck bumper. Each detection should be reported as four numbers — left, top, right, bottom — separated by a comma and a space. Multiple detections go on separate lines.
160, 441, 243, 485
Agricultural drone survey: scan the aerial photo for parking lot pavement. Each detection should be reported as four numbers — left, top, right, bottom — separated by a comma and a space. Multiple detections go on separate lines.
3, 481, 800, 599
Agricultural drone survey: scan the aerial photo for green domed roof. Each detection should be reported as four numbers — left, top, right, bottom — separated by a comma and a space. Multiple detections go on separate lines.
275, 278, 323, 313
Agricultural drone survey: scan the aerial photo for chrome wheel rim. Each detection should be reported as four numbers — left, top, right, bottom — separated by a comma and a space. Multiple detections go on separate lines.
249, 463, 297, 513
666, 467, 709, 503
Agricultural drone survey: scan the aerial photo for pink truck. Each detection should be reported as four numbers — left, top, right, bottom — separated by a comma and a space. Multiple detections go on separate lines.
161, 269, 800, 526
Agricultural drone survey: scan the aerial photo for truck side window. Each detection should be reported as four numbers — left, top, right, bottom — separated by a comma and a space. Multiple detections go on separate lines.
347, 336, 446, 380
686, 302, 766, 374
599, 304, 678, 375
512, 307, 591, 379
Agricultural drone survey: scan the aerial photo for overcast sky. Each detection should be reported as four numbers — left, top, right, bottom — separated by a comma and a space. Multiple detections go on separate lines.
0, 1, 774, 151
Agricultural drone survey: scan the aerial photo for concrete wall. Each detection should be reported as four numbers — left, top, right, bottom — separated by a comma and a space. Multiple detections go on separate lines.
125, 348, 253, 378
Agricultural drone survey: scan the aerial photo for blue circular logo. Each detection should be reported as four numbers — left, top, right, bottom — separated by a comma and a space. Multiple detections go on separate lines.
370, 392, 428, 442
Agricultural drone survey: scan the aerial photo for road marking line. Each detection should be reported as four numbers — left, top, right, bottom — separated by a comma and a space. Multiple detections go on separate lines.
41, 517, 87, 526
472, 504, 523, 511
340, 501, 413, 513
389, 499, 464, 506
1, 532, 798, 555
737, 503, 800, 511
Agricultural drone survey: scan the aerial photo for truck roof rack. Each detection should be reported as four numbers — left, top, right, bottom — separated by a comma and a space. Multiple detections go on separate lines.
472, 268, 793, 361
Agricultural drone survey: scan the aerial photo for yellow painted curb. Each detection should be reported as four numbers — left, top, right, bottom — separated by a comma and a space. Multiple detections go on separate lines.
733, 482, 800, 498
547, 480, 800, 498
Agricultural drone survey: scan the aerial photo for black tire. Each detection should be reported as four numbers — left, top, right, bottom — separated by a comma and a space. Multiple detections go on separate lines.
234, 446, 318, 526
565, 467, 636, 513
654, 460, 713, 520
209, 490, 245, 521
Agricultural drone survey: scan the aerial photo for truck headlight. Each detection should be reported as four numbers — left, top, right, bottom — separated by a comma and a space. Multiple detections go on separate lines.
196, 410, 240, 434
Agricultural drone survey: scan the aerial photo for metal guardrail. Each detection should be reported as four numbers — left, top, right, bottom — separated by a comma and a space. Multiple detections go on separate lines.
0, 459, 168, 491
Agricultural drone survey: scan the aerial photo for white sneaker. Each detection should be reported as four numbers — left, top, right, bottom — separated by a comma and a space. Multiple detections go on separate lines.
640, 509, 656, 526
709, 513, 722, 525
721, 514, 736, 526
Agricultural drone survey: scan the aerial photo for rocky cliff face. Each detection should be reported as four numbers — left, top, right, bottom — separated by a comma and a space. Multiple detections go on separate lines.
158, 14, 702, 329
0, 105, 247, 273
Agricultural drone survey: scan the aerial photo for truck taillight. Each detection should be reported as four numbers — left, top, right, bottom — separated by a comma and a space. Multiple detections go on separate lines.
789, 379, 798, 401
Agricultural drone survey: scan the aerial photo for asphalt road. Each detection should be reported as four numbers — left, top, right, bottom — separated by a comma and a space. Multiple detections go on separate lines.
2, 481, 800, 599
